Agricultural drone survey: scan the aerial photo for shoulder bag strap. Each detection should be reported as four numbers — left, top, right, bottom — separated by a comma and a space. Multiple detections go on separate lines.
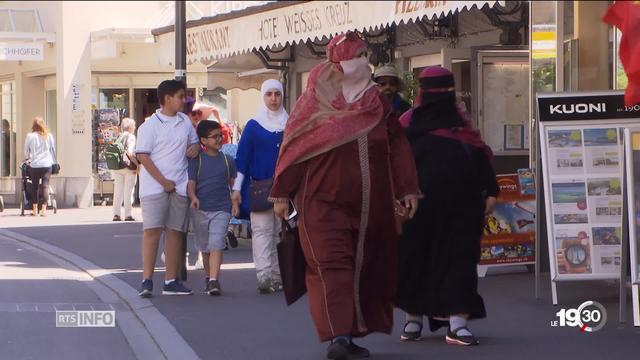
222, 153, 230, 191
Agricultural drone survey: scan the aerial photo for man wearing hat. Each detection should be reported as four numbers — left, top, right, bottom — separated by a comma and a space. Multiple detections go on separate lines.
374, 64, 412, 115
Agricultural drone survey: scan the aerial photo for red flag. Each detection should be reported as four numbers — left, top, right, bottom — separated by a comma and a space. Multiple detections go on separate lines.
604, 1, 640, 106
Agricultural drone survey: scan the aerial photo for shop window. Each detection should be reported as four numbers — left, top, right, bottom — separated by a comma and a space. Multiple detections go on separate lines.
99, 89, 129, 116
1, 82, 16, 177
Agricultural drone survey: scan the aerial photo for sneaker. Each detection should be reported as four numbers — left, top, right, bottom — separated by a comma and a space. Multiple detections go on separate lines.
206, 279, 221, 296
113, 215, 122, 221
226, 230, 238, 248
400, 321, 423, 341
257, 278, 275, 294
138, 279, 153, 298
194, 254, 204, 270
446, 326, 479, 346
162, 280, 193, 295
124, 216, 136, 221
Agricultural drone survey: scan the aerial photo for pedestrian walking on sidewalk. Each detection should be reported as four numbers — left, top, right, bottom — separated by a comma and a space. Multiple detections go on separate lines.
231, 79, 288, 294
135, 80, 201, 298
373, 64, 412, 115
270, 32, 421, 360
111, 117, 138, 222
187, 120, 239, 296
24, 116, 56, 217
395, 66, 499, 346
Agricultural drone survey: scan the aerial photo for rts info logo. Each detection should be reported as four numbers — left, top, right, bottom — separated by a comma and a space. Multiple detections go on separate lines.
550, 301, 607, 332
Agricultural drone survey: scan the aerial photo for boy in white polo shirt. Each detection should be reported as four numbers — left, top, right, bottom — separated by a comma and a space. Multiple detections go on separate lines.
135, 80, 201, 297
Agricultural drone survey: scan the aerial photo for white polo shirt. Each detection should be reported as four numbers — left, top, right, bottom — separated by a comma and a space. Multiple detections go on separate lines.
135, 109, 199, 199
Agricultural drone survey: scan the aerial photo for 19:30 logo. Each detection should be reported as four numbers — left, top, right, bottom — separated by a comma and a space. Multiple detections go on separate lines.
551, 301, 607, 332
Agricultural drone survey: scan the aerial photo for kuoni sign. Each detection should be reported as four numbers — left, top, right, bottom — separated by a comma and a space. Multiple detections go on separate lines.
0, 43, 44, 61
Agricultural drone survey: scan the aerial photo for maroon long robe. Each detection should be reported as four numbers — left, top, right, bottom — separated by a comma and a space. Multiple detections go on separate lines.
270, 109, 419, 341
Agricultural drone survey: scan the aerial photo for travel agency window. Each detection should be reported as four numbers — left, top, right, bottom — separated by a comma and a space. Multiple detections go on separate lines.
1, 81, 16, 177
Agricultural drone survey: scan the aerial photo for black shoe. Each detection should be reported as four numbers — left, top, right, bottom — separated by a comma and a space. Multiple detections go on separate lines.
446, 326, 479, 346
113, 215, 122, 221
347, 342, 370, 358
400, 320, 423, 341
138, 279, 153, 298
162, 280, 193, 295
227, 230, 238, 248
124, 216, 136, 221
206, 279, 221, 296
327, 338, 350, 360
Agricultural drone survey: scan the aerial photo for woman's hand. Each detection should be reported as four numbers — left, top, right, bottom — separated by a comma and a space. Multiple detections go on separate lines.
274, 201, 290, 220
401, 198, 418, 219
485, 196, 497, 214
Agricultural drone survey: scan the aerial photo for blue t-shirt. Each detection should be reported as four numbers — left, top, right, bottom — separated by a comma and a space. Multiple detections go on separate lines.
188, 152, 237, 213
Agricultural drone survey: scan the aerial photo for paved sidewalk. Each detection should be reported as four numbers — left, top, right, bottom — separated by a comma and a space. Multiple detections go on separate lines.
0, 234, 137, 360
1, 206, 639, 360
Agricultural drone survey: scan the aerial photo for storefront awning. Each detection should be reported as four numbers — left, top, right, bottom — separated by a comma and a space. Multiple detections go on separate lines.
206, 52, 278, 90
153, 0, 503, 65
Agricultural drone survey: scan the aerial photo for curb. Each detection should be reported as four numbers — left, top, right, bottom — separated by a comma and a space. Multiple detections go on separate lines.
0, 228, 200, 360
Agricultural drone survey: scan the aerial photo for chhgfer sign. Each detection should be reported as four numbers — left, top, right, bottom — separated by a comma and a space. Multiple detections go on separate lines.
0, 43, 44, 61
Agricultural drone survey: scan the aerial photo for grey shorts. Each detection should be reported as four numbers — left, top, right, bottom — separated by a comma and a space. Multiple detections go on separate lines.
140, 192, 189, 232
191, 209, 232, 252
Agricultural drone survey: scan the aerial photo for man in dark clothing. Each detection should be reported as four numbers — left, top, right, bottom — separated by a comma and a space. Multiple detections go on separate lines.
373, 64, 412, 115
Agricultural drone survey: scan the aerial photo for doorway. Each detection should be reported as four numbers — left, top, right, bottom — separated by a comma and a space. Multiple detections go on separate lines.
133, 89, 159, 129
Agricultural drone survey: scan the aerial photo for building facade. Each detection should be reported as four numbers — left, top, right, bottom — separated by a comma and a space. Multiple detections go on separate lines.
0, 1, 265, 208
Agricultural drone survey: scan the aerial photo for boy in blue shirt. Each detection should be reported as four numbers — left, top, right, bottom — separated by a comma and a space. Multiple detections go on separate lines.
188, 120, 239, 295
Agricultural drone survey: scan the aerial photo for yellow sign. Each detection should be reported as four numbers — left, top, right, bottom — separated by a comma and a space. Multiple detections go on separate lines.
532, 31, 557, 60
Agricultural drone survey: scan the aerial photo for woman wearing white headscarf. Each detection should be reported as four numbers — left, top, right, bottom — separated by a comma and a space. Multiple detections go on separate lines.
231, 79, 288, 293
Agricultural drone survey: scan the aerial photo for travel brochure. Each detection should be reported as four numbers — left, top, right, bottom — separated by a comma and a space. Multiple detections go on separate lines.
480, 171, 536, 266
546, 127, 623, 276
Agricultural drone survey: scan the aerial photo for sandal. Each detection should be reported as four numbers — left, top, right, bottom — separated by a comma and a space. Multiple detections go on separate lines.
113, 215, 122, 222
446, 326, 479, 346
400, 320, 423, 341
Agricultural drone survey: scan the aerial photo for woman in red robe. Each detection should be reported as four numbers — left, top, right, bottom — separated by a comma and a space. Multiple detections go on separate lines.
269, 33, 421, 360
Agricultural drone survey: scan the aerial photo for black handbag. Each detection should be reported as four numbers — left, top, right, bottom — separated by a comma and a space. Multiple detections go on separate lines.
48, 136, 60, 175
277, 217, 307, 306
249, 178, 274, 212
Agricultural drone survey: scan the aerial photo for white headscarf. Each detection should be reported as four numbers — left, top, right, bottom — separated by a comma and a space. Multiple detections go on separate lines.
253, 79, 288, 133
340, 56, 377, 103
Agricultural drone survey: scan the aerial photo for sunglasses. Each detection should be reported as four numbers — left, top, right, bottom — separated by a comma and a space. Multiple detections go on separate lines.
191, 110, 202, 116
376, 79, 399, 87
